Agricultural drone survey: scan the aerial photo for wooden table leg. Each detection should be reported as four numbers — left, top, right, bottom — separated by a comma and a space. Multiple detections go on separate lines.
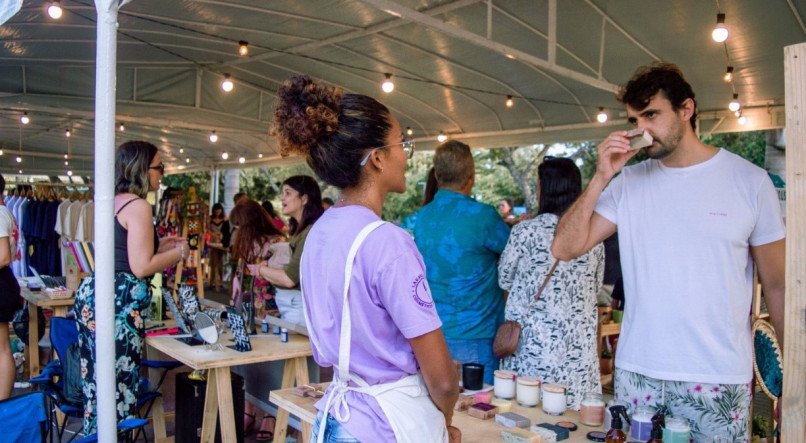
27, 301, 39, 376
273, 357, 311, 443
215, 368, 236, 443
145, 347, 167, 440
200, 370, 220, 443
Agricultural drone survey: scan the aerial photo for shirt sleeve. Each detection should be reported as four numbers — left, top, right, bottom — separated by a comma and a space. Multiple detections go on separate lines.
374, 229, 442, 339
594, 173, 623, 224
483, 206, 511, 254
0, 210, 10, 238
285, 226, 310, 287
749, 175, 786, 246
498, 223, 525, 290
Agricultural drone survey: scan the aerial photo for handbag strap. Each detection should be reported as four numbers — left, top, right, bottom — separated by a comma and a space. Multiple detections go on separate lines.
532, 260, 559, 302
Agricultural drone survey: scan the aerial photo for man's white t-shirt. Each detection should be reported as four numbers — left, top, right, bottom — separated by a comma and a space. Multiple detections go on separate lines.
595, 149, 785, 384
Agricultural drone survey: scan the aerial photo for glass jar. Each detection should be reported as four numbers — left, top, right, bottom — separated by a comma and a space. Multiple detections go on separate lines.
540, 383, 566, 415
629, 406, 656, 441
493, 370, 517, 399
579, 392, 605, 426
515, 376, 540, 407
662, 416, 691, 443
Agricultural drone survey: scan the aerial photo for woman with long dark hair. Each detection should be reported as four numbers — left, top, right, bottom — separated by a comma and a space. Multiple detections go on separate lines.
207, 203, 230, 291
498, 157, 605, 410
272, 74, 459, 443
74, 141, 189, 434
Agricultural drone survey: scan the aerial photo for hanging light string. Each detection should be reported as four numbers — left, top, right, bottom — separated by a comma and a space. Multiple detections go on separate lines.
713, 0, 743, 118
66, 0, 620, 112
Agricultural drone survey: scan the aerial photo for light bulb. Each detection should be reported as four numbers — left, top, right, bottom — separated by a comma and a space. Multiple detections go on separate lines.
238, 156, 246, 164
728, 94, 741, 112
64, 154, 68, 159
734, 110, 741, 117
16, 156, 22, 163
18, 170, 22, 174
119, 123, 125, 131
723, 66, 734, 83
67, 170, 73, 176
221, 152, 229, 160
179, 148, 184, 154
505, 95, 514, 108
20, 113, 30, 125
64, 161, 68, 166
185, 158, 190, 163
47, 1, 63, 19
209, 130, 218, 143
258, 153, 263, 158
381, 73, 394, 93
437, 131, 447, 143
238, 40, 249, 56
712, 13, 728, 43
406, 127, 413, 136
738, 115, 748, 125
65, 129, 71, 137
221, 74, 234, 92
596, 108, 608, 123
0, 149, 4, 156
178, 165, 186, 170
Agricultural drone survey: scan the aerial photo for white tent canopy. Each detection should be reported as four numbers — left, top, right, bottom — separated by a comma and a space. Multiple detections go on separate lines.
0, 0, 804, 176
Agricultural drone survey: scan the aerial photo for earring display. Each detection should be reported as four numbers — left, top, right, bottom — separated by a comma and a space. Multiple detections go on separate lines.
227, 306, 252, 352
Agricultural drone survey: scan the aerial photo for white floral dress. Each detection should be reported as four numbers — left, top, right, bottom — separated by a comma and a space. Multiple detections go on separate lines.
498, 213, 604, 409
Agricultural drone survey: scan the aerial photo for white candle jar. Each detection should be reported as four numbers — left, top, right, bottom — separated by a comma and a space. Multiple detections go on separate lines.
493, 370, 517, 399
515, 376, 540, 407
541, 383, 567, 415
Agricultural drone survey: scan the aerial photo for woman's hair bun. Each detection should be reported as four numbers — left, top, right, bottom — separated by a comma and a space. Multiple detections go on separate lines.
272, 74, 343, 156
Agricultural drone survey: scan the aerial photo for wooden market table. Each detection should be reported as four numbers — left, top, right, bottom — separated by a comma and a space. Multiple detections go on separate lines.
20, 285, 74, 377
271, 383, 608, 442
146, 331, 313, 443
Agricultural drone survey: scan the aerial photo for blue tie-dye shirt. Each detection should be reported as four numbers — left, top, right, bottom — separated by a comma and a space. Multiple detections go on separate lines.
414, 189, 510, 340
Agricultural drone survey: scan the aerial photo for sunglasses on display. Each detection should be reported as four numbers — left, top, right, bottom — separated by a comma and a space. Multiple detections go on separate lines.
359, 139, 416, 166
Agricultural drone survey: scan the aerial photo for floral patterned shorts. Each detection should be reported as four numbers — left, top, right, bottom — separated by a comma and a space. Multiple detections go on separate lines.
615, 367, 751, 442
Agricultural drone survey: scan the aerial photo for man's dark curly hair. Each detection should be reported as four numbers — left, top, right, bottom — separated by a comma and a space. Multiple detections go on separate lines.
617, 62, 698, 131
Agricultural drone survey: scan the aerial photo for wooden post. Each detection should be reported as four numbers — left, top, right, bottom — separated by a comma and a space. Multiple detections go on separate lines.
782, 42, 806, 442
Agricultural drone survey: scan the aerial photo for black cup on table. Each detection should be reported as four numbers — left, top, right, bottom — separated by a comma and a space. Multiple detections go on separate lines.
462, 363, 484, 391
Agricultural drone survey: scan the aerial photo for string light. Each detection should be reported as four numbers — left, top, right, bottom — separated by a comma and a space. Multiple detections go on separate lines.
18, 170, 22, 174
0, 149, 3, 156
16, 156, 22, 163
47, 1, 63, 19
734, 110, 741, 117
221, 74, 234, 92
406, 127, 413, 136
723, 66, 734, 82
179, 147, 184, 154
737, 111, 748, 125
238, 156, 246, 164
381, 73, 394, 93
221, 152, 229, 160
67, 170, 73, 176
437, 131, 448, 143
20, 113, 30, 125
185, 158, 190, 163
209, 130, 218, 143
728, 93, 741, 112
505, 95, 514, 108
258, 153, 263, 158
64, 161, 69, 166
711, 13, 728, 43
596, 108, 608, 123
65, 129, 71, 138
118, 123, 125, 131
238, 40, 249, 56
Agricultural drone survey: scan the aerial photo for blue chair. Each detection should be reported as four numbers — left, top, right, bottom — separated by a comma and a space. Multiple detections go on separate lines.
30, 317, 179, 442
0, 391, 49, 443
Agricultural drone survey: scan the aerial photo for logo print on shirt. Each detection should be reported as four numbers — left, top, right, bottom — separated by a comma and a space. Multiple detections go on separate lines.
412, 274, 434, 308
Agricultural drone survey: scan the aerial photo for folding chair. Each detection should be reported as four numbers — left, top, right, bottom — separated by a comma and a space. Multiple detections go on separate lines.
0, 391, 49, 443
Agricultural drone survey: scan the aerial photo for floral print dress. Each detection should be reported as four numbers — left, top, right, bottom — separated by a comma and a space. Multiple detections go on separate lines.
74, 272, 151, 435
498, 213, 604, 409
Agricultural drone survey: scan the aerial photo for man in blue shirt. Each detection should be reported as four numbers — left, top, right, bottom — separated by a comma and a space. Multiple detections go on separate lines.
414, 140, 510, 384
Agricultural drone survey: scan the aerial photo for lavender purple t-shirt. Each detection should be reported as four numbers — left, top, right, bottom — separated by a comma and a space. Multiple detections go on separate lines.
301, 205, 442, 442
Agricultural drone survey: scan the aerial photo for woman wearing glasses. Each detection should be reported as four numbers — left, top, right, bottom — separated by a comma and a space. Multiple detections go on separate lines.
497, 157, 604, 410
74, 141, 189, 434
273, 75, 460, 443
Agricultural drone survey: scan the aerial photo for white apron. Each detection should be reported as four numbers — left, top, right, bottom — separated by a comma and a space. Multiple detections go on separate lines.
303, 220, 448, 443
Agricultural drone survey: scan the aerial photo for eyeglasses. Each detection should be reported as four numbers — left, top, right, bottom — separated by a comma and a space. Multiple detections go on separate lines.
149, 163, 165, 174
359, 139, 416, 166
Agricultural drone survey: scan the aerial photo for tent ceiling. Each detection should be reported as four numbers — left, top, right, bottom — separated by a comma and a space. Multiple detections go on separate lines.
0, 0, 803, 176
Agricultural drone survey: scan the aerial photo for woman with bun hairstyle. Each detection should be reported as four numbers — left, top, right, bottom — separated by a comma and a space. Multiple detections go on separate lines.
273, 75, 460, 443
74, 141, 189, 434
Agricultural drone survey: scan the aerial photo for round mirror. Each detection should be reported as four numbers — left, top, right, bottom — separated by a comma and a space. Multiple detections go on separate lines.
194, 312, 219, 345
